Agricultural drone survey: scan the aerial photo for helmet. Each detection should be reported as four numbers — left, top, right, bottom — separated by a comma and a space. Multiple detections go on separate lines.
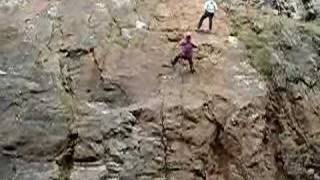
185, 32, 192, 39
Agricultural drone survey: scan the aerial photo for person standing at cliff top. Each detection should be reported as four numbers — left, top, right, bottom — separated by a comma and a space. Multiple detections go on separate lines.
197, 0, 218, 32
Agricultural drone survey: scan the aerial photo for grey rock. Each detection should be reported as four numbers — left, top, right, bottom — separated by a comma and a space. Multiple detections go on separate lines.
70, 165, 106, 180
1, 0, 320, 180
0, 69, 7, 75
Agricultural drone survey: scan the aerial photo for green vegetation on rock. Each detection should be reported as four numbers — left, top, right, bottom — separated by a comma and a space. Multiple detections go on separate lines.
230, 14, 274, 77
299, 20, 320, 37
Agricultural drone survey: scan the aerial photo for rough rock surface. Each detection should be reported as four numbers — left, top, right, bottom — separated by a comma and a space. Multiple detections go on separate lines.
0, 0, 319, 180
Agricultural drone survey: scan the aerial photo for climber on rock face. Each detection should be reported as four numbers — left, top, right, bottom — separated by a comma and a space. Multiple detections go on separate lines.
171, 32, 197, 73
197, 0, 218, 32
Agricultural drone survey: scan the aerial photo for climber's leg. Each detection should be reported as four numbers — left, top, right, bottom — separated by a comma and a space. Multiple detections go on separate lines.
171, 54, 181, 67
198, 11, 209, 30
187, 57, 195, 73
208, 12, 214, 31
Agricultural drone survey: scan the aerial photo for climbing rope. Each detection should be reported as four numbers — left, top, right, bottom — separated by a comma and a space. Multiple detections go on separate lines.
178, 59, 188, 104
157, 66, 169, 179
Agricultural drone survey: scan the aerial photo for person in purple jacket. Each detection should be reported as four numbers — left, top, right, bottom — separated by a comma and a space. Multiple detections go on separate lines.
171, 32, 197, 73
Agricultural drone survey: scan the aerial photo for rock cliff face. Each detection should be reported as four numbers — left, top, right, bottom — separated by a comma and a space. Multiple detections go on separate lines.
0, 0, 319, 180
266, 0, 318, 20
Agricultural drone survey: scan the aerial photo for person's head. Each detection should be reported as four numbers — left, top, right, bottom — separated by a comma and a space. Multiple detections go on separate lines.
185, 32, 192, 41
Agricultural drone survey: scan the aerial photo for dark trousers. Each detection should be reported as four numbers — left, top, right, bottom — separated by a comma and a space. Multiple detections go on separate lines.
198, 11, 214, 30
172, 53, 194, 71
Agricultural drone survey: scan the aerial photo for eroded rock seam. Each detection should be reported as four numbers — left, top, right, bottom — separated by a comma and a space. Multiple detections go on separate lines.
55, 46, 83, 180
160, 101, 169, 179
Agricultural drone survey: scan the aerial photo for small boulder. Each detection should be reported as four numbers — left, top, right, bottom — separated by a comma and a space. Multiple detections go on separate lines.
136, 20, 148, 30
0, 70, 7, 75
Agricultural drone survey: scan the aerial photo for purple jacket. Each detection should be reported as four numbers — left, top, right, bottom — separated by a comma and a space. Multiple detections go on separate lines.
180, 39, 197, 58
